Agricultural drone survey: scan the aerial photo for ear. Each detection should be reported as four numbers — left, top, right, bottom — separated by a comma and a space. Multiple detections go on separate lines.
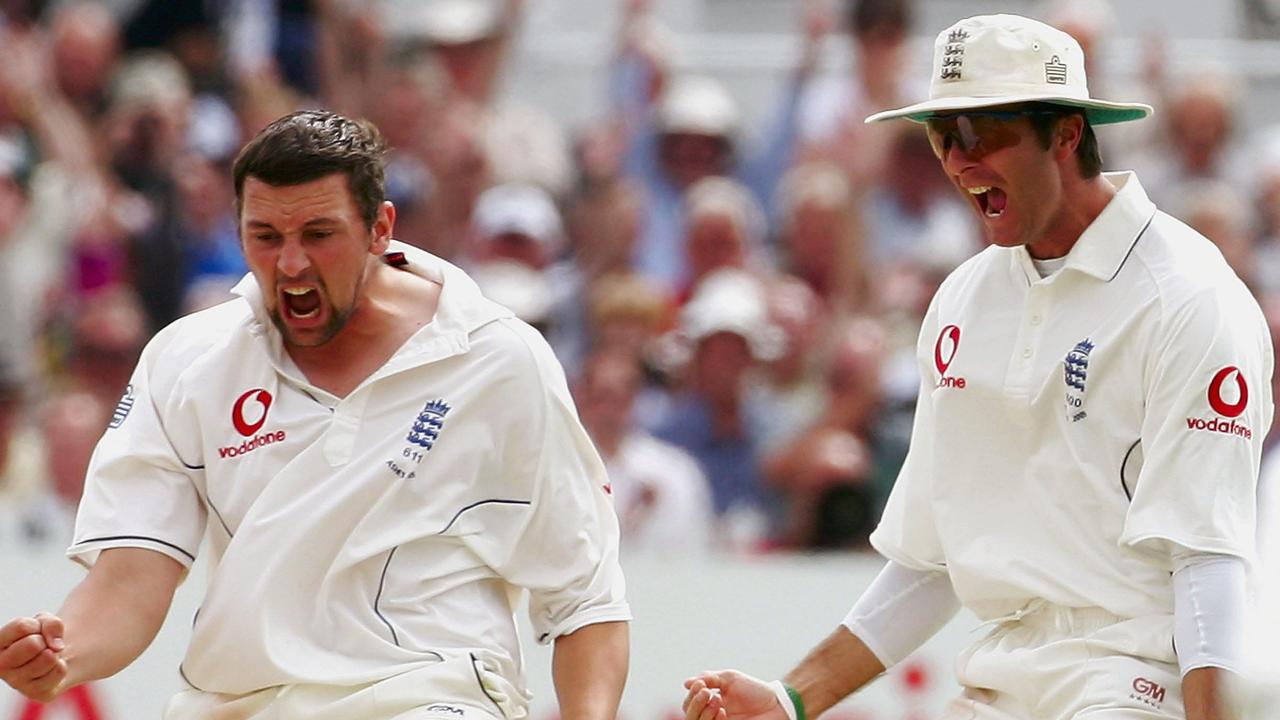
1053, 114, 1085, 163
370, 200, 396, 255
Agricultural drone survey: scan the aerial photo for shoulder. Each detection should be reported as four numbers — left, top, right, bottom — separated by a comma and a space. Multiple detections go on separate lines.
140, 299, 257, 394
1132, 212, 1260, 321
467, 317, 571, 391
929, 244, 1007, 309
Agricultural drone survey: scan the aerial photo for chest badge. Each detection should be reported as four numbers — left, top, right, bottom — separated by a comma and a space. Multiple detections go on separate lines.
1063, 338, 1093, 422
388, 399, 452, 480
407, 399, 452, 449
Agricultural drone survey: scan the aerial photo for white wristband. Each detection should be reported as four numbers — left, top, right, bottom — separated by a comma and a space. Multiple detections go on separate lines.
768, 680, 798, 720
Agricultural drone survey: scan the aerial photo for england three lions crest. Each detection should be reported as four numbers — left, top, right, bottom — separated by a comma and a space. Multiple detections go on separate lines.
1063, 339, 1093, 422
387, 398, 452, 481
407, 398, 451, 450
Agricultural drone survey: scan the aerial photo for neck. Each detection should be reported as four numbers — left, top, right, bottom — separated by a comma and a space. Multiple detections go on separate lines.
287, 263, 440, 397
1028, 173, 1116, 260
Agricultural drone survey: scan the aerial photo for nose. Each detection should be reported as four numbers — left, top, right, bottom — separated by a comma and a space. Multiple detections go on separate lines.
939, 138, 979, 176
276, 238, 311, 278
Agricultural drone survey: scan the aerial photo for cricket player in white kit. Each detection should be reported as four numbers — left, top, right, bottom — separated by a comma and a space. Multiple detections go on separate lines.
682, 15, 1271, 720
0, 111, 630, 719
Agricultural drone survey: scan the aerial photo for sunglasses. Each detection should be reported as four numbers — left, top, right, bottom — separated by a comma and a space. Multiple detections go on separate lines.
924, 110, 1059, 159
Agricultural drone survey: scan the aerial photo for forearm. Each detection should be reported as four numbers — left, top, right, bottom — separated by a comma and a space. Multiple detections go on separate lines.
1183, 666, 1235, 720
552, 621, 629, 720
782, 625, 884, 717
1173, 552, 1246, 720
58, 548, 184, 688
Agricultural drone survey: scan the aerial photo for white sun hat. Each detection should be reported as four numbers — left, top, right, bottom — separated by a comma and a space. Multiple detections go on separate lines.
865, 14, 1151, 125
658, 75, 740, 137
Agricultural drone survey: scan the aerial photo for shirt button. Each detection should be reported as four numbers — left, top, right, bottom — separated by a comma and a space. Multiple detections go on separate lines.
1030, 314, 1042, 325
1022, 348, 1033, 358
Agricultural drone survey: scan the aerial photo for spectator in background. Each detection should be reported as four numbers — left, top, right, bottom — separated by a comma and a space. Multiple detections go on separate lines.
576, 348, 714, 557
58, 284, 149, 409
681, 176, 771, 300
644, 269, 780, 547
468, 182, 566, 270
862, 128, 978, 276
102, 51, 197, 332
797, 0, 919, 189
614, 0, 825, 290
173, 148, 247, 311
586, 272, 673, 384
0, 25, 101, 385
1132, 64, 1250, 208
369, 56, 448, 253
226, 0, 326, 99
756, 276, 829, 454
49, 1, 121, 121
774, 160, 866, 312
567, 155, 646, 285
466, 182, 577, 357
389, 0, 573, 197
14, 389, 109, 547
764, 317, 890, 550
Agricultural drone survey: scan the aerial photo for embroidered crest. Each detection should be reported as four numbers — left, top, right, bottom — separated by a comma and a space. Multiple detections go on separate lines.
940, 28, 969, 80
406, 399, 451, 450
1063, 339, 1093, 422
1045, 55, 1068, 84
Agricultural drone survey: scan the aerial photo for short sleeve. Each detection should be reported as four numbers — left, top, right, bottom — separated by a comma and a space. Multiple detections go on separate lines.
869, 300, 947, 572
458, 323, 630, 643
1122, 288, 1274, 567
68, 329, 208, 569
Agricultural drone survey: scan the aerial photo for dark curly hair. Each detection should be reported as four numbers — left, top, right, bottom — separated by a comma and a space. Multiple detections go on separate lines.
232, 110, 388, 229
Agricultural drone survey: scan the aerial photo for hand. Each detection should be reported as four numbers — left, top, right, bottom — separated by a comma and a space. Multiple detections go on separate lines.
683, 670, 787, 720
0, 614, 68, 703
797, 0, 834, 75
0, 28, 51, 117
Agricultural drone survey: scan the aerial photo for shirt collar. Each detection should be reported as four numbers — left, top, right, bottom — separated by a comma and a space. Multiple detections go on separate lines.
1011, 171, 1156, 284
230, 240, 512, 364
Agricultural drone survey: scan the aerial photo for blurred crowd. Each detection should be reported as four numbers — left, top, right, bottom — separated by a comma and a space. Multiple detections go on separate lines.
4, 0, 1280, 558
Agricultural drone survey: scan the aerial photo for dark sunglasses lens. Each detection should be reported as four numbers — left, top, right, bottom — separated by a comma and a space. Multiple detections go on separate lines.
925, 117, 975, 157
926, 114, 1027, 158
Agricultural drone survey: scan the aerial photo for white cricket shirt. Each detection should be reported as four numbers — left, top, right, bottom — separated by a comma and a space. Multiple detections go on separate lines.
872, 173, 1274, 621
70, 242, 631, 702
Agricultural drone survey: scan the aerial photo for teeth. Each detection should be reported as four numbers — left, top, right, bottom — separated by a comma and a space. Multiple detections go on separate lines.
967, 186, 991, 194
283, 287, 312, 295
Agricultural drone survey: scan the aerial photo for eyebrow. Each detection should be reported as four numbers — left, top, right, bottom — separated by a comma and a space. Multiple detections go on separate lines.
243, 217, 343, 230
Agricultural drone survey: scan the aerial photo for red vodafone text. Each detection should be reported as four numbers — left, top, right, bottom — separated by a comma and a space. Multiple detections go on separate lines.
1186, 366, 1252, 440
220, 388, 287, 458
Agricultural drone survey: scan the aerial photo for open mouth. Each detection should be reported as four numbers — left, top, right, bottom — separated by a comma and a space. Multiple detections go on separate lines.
968, 185, 1007, 218
281, 286, 322, 319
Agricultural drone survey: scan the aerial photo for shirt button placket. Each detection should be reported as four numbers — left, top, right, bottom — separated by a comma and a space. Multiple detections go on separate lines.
1005, 285, 1048, 414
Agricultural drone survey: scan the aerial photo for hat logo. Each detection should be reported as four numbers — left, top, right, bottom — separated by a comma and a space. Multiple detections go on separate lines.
940, 28, 969, 81
1045, 55, 1068, 85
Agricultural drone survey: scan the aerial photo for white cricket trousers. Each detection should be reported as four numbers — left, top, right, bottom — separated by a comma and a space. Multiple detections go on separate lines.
164, 654, 523, 720
939, 601, 1183, 720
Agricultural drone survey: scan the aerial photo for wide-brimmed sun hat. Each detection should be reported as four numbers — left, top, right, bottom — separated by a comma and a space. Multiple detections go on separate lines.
865, 14, 1151, 125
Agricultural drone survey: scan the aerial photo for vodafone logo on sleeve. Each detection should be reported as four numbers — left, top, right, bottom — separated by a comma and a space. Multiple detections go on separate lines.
934, 324, 966, 389
220, 388, 286, 459
1186, 366, 1252, 439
